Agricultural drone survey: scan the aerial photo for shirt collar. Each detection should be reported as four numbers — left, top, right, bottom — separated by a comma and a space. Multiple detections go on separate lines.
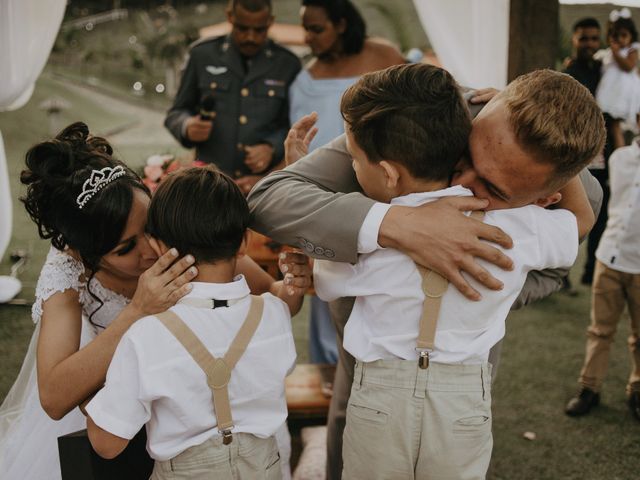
390, 185, 473, 207
184, 275, 251, 302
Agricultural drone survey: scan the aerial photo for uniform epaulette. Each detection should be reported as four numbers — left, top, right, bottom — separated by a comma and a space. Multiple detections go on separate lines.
189, 34, 226, 52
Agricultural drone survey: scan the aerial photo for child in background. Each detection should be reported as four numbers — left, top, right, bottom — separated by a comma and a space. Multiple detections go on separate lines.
86, 166, 303, 479
314, 64, 601, 479
596, 8, 640, 149
565, 121, 640, 422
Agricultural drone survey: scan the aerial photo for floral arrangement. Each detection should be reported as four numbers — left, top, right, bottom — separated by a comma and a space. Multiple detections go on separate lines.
141, 154, 207, 192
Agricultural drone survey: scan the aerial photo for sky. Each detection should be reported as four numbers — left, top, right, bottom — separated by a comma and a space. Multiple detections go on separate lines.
560, 0, 640, 5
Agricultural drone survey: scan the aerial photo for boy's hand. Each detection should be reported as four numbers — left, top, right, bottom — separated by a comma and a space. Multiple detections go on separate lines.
378, 196, 514, 301
469, 88, 500, 104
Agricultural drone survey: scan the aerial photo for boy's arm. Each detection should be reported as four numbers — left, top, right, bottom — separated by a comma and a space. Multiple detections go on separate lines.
555, 175, 596, 240
87, 415, 130, 459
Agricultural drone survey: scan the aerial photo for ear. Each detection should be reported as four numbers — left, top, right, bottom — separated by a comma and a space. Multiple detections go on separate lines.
146, 235, 167, 257
379, 160, 400, 190
336, 18, 347, 34
226, 7, 234, 23
236, 231, 249, 259
534, 192, 562, 208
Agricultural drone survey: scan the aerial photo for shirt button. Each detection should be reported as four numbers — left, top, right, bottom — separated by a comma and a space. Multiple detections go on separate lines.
239, 115, 248, 125
241, 88, 249, 97
210, 82, 218, 89
268, 89, 275, 97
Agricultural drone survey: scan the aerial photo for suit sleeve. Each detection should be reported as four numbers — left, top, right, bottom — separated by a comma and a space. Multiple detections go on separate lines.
164, 52, 200, 149
511, 168, 603, 310
247, 134, 375, 263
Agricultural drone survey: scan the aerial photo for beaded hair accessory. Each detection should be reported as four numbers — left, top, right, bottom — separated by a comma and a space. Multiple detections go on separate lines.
76, 165, 127, 209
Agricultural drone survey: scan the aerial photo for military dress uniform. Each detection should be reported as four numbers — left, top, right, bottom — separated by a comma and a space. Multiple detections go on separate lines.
165, 35, 301, 177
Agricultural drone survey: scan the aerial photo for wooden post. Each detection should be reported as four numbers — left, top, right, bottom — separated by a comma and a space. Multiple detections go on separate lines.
508, 0, 559, 81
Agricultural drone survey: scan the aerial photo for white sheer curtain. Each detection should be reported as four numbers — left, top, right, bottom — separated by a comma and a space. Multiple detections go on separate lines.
413, 0, 510, 89
0, 0, 66, 261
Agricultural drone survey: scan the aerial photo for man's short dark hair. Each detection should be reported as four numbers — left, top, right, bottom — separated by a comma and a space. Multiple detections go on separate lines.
340, 63, 471, 182
229, 0, 271, 13
573, 17, 600, 32
147, 166, 250, 263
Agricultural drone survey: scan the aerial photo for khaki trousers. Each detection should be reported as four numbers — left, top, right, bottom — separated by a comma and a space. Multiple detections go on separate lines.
150, 433, 280, 480
579, 261, 640, 394
342, 360, 492, 480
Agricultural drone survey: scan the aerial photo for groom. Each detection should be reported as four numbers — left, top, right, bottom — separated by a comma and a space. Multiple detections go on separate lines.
248, 69, 604, 479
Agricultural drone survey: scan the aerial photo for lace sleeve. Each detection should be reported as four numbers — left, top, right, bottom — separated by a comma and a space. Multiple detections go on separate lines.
32, 247, 86, 324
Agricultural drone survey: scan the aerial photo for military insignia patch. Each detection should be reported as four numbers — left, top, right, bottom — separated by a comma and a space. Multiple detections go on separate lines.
206, 66, 229, 75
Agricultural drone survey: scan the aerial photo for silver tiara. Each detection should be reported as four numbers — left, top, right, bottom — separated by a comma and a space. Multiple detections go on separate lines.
76, 165, 127, 209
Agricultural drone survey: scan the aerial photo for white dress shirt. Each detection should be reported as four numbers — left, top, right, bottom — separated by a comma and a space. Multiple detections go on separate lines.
316, 186, 578, 364
596, 140, 640, 273
86, 276, 296, 461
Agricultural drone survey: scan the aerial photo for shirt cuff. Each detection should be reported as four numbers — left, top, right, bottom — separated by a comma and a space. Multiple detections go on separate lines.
357, 202, 392, 254
86, 394, 142, 440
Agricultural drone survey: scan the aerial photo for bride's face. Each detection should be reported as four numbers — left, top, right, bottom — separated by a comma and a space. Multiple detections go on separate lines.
99, 189, 157, 280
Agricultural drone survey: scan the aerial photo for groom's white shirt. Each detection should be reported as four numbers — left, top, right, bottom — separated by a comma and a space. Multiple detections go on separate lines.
314, 186, 579, 364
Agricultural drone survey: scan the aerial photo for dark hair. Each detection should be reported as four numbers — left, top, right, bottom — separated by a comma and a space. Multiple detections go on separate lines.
609, 16, 638, 43
341, 63, 471, 182
146, 166, 249, 263
21, 122, 149, 324
21, 122, 148, 271
229, 0, 271, 13
302, 0, 366, 54
573, 17, 600, 32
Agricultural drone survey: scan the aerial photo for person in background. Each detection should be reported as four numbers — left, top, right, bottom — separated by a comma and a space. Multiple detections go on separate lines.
165, 0, 301, 194
564, 17, 614, 287
288, 0, 405, 367
565, 119, 640, 422
596, 8, 640, 151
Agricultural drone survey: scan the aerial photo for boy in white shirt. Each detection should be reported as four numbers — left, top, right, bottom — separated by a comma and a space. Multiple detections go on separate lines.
313, 64, 603, 479
565, 133, 640, 421
85, 166, 304, 479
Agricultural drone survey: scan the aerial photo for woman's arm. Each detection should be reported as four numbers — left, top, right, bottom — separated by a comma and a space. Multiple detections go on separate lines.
236, 251, 311, 315
37, 250, 196, 420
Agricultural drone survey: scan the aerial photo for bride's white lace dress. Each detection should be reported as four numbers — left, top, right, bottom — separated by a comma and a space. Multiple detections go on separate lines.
0, 248, 293, 480
0, 248, 128, 480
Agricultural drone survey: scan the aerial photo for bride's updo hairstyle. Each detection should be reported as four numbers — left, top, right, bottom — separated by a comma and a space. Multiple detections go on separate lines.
21, 122, 149, 273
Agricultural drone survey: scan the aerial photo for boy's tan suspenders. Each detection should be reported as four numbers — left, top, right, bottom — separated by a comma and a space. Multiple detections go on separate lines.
155, 295, 264, 445
415, 211, 485, 369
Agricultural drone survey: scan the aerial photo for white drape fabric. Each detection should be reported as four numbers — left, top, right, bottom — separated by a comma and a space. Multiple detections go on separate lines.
0, 0, 66, 261
413, 0, 510, 89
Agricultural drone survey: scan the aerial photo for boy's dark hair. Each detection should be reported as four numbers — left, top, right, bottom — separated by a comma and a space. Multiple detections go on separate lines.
573, 17, 600, 32
609, 17, 638, 43
147, 166, 250, 263
302, 0, 366, 54
340, 63, 471, 182
229, 0, 271, 13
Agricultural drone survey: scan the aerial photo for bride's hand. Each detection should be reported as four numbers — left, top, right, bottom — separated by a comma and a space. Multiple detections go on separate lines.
130, 249, 198, 315
284, 112, 319, 166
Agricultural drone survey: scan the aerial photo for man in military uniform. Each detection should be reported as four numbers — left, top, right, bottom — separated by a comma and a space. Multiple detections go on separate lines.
165, 0, 301, 193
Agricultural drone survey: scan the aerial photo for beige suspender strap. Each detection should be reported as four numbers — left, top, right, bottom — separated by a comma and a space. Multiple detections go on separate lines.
415, 210, 485, 369
155, 295, 265, 444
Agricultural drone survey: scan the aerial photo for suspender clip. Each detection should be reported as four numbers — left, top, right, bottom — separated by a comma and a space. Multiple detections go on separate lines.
418, 350, 430, 369
221, 429, 233, 445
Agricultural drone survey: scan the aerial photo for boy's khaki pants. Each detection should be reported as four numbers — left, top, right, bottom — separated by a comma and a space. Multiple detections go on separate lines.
579, 261, 640, 394
342, 359, 493, 480
150, 433, 280, 480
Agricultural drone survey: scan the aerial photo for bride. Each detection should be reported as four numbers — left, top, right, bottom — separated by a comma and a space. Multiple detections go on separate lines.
0, 122, 311, 479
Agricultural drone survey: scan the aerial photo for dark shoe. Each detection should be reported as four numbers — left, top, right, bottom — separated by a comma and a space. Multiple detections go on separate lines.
628, 391, 640, 422
560, 276, 578, 296
565, 387, 600, 416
